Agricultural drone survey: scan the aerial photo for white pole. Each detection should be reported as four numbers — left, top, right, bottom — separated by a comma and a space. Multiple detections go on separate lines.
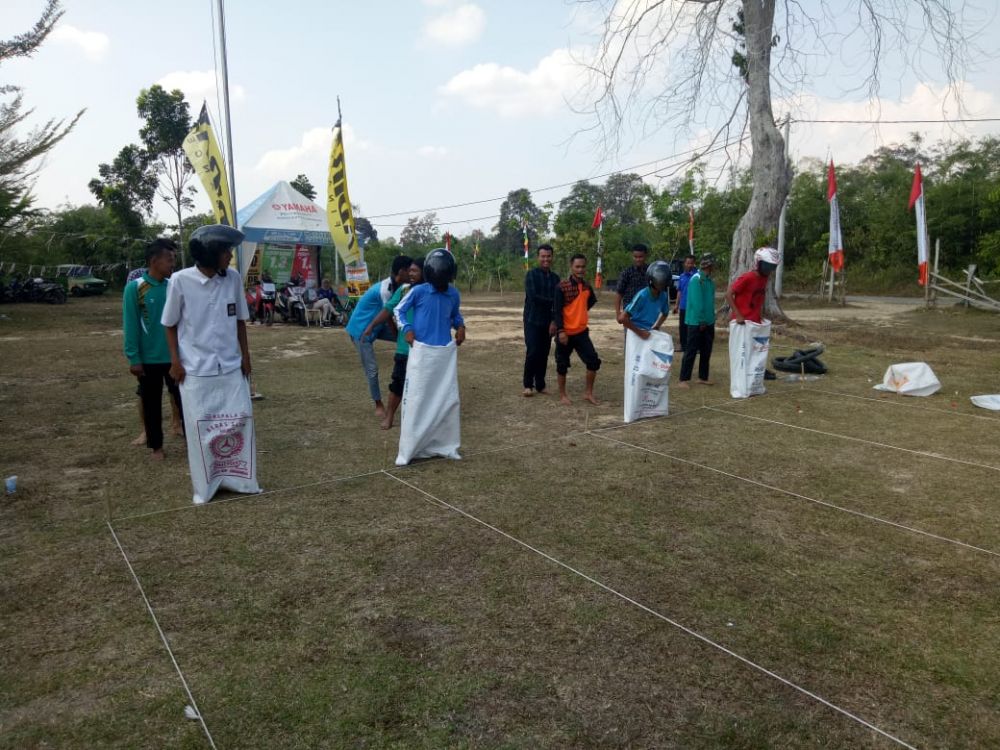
216, 0, 239, 270
774, 118, 791, 298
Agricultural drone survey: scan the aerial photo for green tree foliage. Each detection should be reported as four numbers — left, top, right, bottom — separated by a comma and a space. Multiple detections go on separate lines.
0, 0, 84, 231
88, 144, 159, 238
496, 188, 548, 253
399, 212, 439, 252
136, 84, 194, 263
290, 173, 317, 201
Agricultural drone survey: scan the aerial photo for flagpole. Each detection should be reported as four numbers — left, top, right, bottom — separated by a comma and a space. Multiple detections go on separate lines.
216, 0, 238, 230
774, 118, 790, 298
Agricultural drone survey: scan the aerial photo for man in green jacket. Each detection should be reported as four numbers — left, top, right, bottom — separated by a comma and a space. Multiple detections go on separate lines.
677, 254, 716, 388
123, 238, 183, 460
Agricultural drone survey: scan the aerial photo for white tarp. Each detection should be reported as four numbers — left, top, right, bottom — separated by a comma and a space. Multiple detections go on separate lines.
873, 362, 941, 397
396, 341, 461, 466
236, 181, 332, 271
729, 319, 771, 399
970, 395, 1000, 411
180, 370, 261, 504
624, 328, 673, 423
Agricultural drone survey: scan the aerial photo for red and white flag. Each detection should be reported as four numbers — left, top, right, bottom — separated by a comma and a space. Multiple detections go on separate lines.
827, 161, 844, 272
444, 231, 452, 253
688, 206, 695, 253
591, 206, 603, 230
592, 206, 604, 288
908, 163, 929, 286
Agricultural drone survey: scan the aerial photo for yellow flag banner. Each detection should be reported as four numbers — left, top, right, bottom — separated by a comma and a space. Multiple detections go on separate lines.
183, 103, 234, 227
326, 118, 361, 266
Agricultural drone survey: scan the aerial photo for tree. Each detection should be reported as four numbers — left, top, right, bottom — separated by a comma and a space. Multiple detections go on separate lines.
583, 0, 974, 318
0, 0, 84, 232
554, 180, 603, 236
88, 144, 159, 238
290, 173, 317, 201
496, 188, 549, 253
399, 212, 439, 250
136, 85, 194, 265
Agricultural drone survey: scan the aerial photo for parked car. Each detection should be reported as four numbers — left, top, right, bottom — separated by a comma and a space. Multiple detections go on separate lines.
55, 264, 107, 296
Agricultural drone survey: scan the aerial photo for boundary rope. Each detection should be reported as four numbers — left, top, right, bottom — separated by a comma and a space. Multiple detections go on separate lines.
590, 433, 999, 558
809, 388, 1000, 423
382, 470, 918, 749
107, 522, 218, 750
704, 406, 1000, 473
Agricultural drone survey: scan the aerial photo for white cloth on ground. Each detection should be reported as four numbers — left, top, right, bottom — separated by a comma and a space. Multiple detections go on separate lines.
179, 369, 261, 504
396, 341, 461, 466
624, 328, 673, 423
873, 362, 941, 397
970, 395, 1000, 410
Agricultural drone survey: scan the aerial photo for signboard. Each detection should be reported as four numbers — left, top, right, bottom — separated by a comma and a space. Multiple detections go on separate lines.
345, 262, 371, 296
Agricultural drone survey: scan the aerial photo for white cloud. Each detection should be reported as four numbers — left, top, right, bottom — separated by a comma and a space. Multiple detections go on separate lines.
253, 124, 372, 179
417, 145, 448, 157
423, 4, 486, 47
49, 24, 109, 61
156, 70, 246, 107
439, 48, 581, 117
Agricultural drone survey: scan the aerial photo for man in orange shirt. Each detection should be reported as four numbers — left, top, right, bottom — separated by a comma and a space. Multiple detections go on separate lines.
553, 254, 601, 405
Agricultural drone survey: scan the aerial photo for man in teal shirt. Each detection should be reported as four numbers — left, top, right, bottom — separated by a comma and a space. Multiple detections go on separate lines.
123, 238, 183, 460
361, 258, 424, 430
678, 254, 716, 388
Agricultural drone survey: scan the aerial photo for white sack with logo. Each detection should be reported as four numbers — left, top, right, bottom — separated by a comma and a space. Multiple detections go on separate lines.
729, 319, 771, 399
396, 341, 461, 466
970, 395, 1000, 411
624, 328, 673, 423
179, 370, 261, 504
873, 362, 941, 397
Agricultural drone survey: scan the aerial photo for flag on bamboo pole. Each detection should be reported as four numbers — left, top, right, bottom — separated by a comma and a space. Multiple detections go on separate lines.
182, 103, 234, 226
522, 221, 530, 268
688, 206, 695, 254
326, 115, 362, 266
445, 231, 452, 253
827, 160, 844, 272
908, 163, 929, 286
592, 206, 604, 289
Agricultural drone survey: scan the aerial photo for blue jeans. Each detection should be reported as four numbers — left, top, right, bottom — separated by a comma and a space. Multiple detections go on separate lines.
353, 326, 394, 402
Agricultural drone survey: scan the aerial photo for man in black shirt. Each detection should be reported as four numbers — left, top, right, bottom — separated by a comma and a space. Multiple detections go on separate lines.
615, 243, 650, 324
521, 244, 560, 396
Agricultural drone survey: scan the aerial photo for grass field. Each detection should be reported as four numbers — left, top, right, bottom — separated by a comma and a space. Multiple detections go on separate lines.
2, 291, 999, 749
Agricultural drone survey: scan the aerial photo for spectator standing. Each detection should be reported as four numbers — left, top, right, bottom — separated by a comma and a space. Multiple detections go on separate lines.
521, 244, 560, 396
673, 254, 697, 351
678, 255, 717, 387
553, 254, 601, 406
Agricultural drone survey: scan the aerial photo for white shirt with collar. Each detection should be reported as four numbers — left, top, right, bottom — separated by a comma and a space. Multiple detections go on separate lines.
161, 266, 249, 376
378, 276, 392, 303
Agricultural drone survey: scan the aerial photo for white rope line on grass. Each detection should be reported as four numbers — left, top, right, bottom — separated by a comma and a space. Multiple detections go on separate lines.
107, 522, 219, 750
591, 433, 1000, 559
810, 388, 1000, 423
704, 406, 1000, 474
381, 470, 918, 749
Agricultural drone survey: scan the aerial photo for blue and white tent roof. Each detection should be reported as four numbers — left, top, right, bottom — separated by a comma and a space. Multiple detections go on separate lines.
237, 181, 331, 246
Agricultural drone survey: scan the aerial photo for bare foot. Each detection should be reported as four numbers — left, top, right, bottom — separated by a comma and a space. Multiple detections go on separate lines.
559, 394, 572, 406
131, 432, 147, 446
697, 379, 715, 386
374, 402, 386, 418
677, 381, 691, 389
171, 423, 185, 437
583, 393, 600, 405
537, 389, 550, 395
380, 416, 393, 430
150, 449, 165, 461
522, 388, 534, 397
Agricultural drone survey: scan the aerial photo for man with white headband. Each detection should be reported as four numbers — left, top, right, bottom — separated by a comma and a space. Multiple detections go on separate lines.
726, 246, 779, 325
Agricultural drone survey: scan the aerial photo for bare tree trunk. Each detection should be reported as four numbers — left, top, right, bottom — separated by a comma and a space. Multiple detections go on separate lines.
729, 0, 791, 321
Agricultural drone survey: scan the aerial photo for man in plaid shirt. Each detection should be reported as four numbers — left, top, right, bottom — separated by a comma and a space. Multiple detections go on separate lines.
615, 244, 650, 325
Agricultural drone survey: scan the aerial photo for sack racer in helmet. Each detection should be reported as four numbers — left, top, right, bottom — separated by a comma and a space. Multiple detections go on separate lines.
620, 259, 671, 340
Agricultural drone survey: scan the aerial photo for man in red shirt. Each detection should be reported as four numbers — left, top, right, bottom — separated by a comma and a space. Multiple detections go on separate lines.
726, 246, 780, 324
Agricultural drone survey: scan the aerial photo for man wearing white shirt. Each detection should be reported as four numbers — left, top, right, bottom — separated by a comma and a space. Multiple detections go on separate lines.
162, 224, 261, 504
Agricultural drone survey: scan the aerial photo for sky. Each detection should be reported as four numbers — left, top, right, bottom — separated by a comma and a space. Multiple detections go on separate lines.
6, 0, 1000, 241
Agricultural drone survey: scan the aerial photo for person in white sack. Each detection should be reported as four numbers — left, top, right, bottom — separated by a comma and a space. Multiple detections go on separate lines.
620, 260, 671, 339
726, 246, 779, 327
162, 224, 261, 504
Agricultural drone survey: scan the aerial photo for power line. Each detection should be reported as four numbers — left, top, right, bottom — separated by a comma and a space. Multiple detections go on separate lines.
791, 116, 1000, 124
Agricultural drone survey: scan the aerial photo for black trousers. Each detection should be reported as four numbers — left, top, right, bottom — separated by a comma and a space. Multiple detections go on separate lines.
523, 322, 553, 391
139, 363, 183, 450
679, 325, 714, 382
677, 308, 688, 352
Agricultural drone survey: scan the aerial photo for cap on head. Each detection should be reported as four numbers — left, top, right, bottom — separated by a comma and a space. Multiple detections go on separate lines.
423, 248, 456, 289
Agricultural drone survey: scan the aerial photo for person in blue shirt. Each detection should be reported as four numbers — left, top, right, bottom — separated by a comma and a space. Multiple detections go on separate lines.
672, 253, 697, 351
345, 255, 412, 418
395, 250, 466, 348
621, 261, 671, 339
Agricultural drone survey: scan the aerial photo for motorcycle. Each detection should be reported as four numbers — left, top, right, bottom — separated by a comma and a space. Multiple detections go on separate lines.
276, 280, 307, 325
247, 281, 277, 325
17, 276, 67, 304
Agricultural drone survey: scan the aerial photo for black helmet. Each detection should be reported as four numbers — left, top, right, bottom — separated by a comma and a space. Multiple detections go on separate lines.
423, 248, 456, 289
189, 224, 245, 272
646, 260, 672, 290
